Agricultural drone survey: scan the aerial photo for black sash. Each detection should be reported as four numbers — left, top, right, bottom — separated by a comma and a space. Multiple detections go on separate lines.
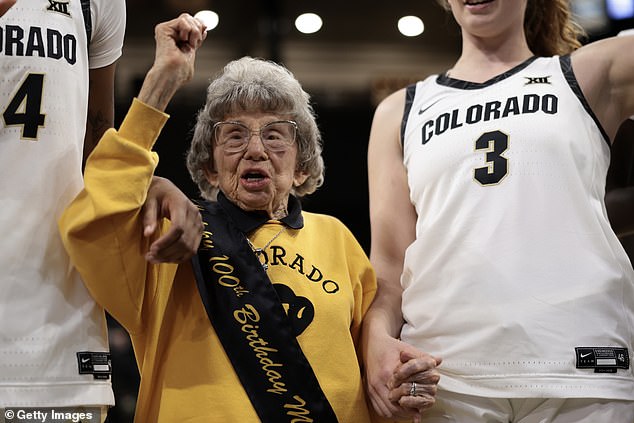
191, 198, 338, 423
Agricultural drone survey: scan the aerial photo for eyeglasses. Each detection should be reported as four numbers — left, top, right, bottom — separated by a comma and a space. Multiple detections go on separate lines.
213, 120, 298, 153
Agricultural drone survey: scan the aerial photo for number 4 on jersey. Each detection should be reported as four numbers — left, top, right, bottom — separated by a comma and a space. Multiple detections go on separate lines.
3, 73, 46, 140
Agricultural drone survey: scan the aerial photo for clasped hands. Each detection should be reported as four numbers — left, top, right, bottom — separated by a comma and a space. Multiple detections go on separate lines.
387, 350, 442, 422
366, 337, 442, 423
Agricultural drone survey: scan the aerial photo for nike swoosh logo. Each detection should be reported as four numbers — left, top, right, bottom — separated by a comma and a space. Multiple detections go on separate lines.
81, 358, 91, 363
418, 98, 442, 115
580, 352, 592, 358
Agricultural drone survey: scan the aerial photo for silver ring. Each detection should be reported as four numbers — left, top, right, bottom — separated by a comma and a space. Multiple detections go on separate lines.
409, 381, 417, 396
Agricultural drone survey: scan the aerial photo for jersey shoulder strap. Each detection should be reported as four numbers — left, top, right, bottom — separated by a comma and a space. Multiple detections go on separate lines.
80, 0, 92, 43
401, 83, 417, 146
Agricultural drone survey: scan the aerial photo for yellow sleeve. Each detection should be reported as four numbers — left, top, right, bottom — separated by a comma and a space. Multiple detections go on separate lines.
59, 98, 172, 335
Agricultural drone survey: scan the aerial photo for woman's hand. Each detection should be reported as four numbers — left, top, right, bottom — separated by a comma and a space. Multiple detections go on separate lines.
142, 176, 203, 263
138, 13, 207, 111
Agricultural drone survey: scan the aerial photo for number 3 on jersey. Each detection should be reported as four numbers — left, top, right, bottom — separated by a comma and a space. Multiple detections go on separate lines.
3, 73, 46, 140
474, 130, 508, 186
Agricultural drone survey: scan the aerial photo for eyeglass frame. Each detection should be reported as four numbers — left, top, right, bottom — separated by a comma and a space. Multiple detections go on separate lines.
212, 119, 298, 153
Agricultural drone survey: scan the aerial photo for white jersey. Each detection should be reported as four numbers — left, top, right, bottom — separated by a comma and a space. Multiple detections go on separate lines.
400, 56, 634, 400
0, 0, 125, 406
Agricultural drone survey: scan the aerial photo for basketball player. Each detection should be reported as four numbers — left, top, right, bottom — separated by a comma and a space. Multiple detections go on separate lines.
0, 0, 202, 417
362, 0, 634, 421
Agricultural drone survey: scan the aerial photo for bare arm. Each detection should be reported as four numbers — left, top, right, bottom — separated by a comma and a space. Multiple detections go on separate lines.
572, 34, 634, 141
574, 36, 634, 240
362, 89, 441, 421
84, 63, 117, 164
365, 88, 415, 343
0, 0, 16, 16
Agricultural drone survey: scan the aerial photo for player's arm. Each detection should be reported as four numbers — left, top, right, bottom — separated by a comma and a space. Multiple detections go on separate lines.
362, 89, 440, 421
572, 34, 634, 141
84, 63, 117, 164
364, 88, 415, 361
0, 0, 16, 16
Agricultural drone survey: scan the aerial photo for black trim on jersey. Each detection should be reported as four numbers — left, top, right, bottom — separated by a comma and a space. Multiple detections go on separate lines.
436, 56, 538, 90
401, 83, 417, 147
80, 0, 92, 43
559, 55, 611, 146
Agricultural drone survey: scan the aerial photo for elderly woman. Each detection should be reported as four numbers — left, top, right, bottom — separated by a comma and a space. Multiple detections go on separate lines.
59, 14, 376, 423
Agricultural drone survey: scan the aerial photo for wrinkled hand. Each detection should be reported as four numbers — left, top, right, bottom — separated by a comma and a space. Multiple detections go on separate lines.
142, 176, 203, 263
152, 13, 207, 89
139, 13, 207, 111
0, 0, 16, 17
388, 350, 442, 422
365, 335, 441, 421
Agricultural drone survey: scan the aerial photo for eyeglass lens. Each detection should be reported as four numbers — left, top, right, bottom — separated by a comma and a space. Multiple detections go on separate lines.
215, 121, 296, 152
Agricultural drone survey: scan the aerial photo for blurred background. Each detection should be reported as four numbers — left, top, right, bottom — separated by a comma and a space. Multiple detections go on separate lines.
105, 1, 634, 421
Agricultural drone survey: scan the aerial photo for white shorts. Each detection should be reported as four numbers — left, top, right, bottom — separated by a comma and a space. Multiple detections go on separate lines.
420, 390, 634, 422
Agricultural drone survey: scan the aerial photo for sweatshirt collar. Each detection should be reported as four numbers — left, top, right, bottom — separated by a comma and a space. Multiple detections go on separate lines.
217, 191, 304, 233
